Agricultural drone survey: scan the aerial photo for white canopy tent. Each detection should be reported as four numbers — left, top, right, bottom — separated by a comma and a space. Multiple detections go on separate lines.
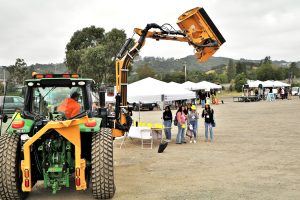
262, 80, 291, 88
181, 81, 221, 91
128, 77, 196, 103
247, 80, 291, 88
247, 80, 264, 88
181, 81, 199, 90
168, 81, 185, 89
195, 81, 222, 90
273, 81, 290, 87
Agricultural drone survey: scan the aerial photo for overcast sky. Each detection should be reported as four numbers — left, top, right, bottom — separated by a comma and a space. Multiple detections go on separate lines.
1, 0, 300, 66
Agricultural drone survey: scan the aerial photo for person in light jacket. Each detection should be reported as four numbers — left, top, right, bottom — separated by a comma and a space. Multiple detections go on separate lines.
187, 105, 199, 143
176, 106, 187, 144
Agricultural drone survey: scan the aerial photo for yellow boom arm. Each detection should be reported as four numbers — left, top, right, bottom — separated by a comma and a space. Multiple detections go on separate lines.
112, 7, 225, 137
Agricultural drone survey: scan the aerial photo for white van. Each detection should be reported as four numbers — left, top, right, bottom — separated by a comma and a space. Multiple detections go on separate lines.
292, 87, 300, 96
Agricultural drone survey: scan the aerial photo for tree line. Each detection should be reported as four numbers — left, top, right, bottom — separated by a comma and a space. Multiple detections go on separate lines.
133, 56, 300, 92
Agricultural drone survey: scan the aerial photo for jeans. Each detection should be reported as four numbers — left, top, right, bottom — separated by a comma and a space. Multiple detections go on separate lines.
163, 120, 172, 140
189, 120, 198, 139
176, 124, 185, 143
205, 122, 213, 141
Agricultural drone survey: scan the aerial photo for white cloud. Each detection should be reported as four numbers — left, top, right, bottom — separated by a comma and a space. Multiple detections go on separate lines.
0, 0, 300, 65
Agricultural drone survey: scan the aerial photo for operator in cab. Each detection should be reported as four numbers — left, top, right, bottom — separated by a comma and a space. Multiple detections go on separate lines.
57, 92, 80, 118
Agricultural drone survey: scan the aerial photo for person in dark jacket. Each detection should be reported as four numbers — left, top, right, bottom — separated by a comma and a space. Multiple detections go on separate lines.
202, 103, 214, 142
163, 106, 172, 142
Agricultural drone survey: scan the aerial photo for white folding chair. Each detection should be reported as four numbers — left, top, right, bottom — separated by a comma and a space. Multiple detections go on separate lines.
114, 132, 127, 149
140, 128, 153, 149
128, 127, 153, 149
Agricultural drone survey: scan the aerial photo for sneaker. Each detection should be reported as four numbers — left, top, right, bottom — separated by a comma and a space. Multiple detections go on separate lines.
194, 140, 197, 143
182, 141, 187, 144
190, 140, 192, 143
176, 143, 181, 144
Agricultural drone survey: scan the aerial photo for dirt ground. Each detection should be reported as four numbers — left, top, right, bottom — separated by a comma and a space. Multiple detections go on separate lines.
7, 96, 300, 200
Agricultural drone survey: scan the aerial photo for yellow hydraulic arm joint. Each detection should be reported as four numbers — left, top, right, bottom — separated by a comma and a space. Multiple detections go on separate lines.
21, 116, 90, 192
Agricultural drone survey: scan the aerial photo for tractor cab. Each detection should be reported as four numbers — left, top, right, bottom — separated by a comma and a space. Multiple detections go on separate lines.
23, 73, 95, 120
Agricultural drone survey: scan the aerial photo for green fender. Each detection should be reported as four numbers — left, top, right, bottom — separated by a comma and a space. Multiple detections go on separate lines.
79, 117, 102, 132
7, 119, 34, 135
7, 117, 102, 134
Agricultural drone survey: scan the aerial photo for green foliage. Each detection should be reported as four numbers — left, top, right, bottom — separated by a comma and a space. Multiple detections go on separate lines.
5, 59, 33, 93
289, 62, 300, 79
103, 28, 128, 84
163, 72, 185, 83
217, 74, 228, 84
261, 56, 272, 65
187, 70, 206, 82
0, 83, 4, 95
226, 59, 236, 81
66, 26, 105, 51
291, 82, 300, 87
79, 45, 108, 84
256, 63, 284, 81
236, 61, 247, 74
234, 73, 247, 92
133, 56, 232, 73
65, 26, 129, 85
136, 64, 156, 80
30, 63, 67, 74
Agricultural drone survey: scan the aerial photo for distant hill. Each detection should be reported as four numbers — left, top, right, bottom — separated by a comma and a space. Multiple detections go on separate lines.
0, 56, 298, 80
133, 55, 299, 73
133, 56, 231, 72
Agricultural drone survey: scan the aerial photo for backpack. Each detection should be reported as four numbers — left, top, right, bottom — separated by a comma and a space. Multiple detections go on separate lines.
173, 116, 178, 126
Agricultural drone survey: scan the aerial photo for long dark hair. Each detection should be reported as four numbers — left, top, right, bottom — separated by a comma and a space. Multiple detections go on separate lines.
205, 104, 211, 110
164, 106, 170, 111
164, 106, 171, 114
177, 106, 183, 113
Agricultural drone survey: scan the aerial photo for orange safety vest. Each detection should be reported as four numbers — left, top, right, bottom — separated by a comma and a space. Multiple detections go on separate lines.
57, 98, 80, 118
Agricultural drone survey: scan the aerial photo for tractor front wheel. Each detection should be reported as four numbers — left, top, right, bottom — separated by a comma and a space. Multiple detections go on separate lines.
91, 128, 115, 199
0, 134, 27, 200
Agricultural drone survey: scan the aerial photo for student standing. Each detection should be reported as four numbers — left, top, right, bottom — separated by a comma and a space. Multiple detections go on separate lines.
202, 103, 214, 142
176, 106, 187, 144
187, 105, 199, 143
163, 106, 172, 142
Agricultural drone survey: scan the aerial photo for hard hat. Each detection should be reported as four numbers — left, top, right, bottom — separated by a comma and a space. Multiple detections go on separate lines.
191, 105, 196, 110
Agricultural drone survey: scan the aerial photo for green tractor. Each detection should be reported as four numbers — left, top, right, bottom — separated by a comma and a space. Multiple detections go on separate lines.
0, 74, 131, 199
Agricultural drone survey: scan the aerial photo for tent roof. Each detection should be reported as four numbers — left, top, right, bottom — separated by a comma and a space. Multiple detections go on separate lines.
195, 81, 222, 90
128, 77, 195, 102
247, 80, 263, 88
273, 81, 290, 87
181, 81, 221, 90
262, 80, 291, 88
181, 81, 199, 90
247, 80, 291, 88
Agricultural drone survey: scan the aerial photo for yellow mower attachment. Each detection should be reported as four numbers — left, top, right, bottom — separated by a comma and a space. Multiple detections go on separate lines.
177, 7, 226, 62
21, 116, 90, 192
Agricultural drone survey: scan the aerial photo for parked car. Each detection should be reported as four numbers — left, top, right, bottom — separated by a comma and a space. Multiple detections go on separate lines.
130, 102, 157, 111
292, 87, 299, 96
0, 96, 24, 116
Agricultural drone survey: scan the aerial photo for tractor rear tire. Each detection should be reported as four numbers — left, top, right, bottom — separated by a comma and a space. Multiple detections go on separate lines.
0, 134, 27, 200
91, 128, 115, 199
